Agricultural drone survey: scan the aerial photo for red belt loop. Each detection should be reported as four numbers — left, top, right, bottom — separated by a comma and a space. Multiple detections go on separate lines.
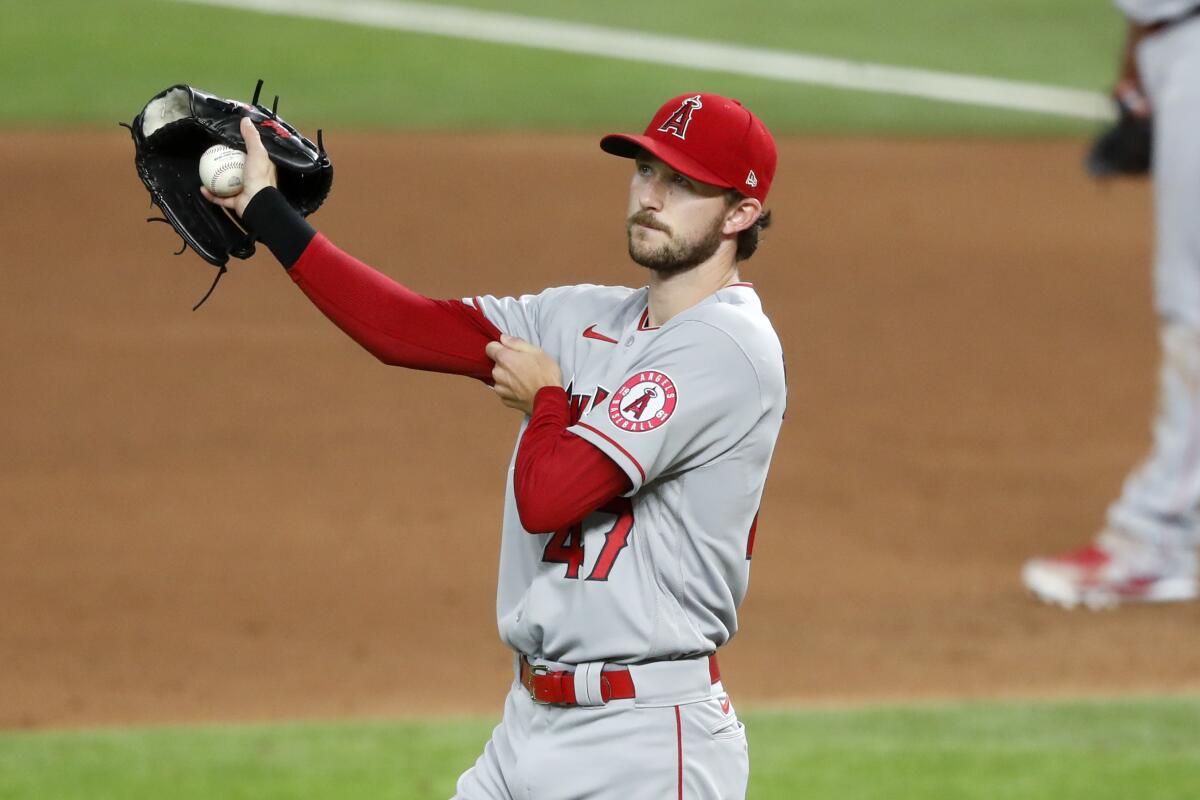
520, 654, 720, 707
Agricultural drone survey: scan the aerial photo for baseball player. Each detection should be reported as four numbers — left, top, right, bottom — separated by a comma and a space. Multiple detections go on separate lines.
204, 93, 784, 797
1023, 1, 1200, 609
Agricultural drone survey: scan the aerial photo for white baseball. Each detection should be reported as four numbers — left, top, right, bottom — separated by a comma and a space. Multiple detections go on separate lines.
199, 144, 246, 197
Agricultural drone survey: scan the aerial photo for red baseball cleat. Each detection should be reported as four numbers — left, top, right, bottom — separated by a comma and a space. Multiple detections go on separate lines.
1022, 529, 1198, 609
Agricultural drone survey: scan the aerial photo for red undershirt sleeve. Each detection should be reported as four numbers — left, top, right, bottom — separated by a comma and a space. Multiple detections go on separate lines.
288, 234, 502, 382
240, 190, 626, 518
515, 387, 632, 533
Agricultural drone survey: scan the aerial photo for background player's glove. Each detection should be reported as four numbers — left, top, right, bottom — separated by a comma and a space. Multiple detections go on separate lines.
1085, 79, 1152, 179
123, 80, 333, 308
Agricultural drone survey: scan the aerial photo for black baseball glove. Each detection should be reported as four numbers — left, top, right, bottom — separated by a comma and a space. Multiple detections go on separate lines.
124, 80, 333, 308
1085, 81, 1152, 178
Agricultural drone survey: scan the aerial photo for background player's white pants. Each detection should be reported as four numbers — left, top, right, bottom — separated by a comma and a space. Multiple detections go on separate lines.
1105, 18, 1200, 552
452, 675, 748, 799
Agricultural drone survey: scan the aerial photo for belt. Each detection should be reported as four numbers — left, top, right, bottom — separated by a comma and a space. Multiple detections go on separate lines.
519, 654, 720, 706
1144, 5, 1200, 34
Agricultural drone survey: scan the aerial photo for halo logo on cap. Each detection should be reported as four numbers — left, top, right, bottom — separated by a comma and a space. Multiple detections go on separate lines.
656, 95, 703, 141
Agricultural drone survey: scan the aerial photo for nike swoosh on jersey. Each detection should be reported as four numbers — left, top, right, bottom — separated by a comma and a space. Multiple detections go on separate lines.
582, 324, 619, 344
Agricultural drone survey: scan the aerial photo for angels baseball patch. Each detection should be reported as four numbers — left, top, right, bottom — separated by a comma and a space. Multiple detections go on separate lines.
609, 370, 677, 432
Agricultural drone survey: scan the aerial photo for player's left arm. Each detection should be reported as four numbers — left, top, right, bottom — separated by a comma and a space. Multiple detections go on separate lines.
513, 387, 632, 532
484, 335, 631, 533
569, 318, 783, 495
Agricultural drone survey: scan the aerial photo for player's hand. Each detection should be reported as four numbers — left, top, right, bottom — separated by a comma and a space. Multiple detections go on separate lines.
485, 335, 563, 415
200, 116, 278, 217
1114, 77, 1151, 119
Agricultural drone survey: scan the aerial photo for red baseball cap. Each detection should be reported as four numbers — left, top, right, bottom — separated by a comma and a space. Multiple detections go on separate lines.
600, 93, 777, 203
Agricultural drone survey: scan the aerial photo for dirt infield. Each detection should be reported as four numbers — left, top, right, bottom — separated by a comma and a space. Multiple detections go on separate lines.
2, 131, 1198, 730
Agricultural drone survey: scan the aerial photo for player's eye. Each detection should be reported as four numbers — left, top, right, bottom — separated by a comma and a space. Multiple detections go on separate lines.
671, 173, 691, 188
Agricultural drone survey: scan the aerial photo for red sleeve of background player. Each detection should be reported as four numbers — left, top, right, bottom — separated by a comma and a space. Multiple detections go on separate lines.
514, 387, 632, 533
289, 234, 502, 382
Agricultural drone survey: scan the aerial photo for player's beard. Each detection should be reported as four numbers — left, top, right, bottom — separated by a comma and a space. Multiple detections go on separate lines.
626, 211, 724, 276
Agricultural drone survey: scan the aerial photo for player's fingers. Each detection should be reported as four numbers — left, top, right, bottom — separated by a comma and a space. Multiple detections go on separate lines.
199, 185, 235, 209
500, 334, 535, 352
241, 116, 268, 157
485, 340, 505, 361
492, 348, 522, 371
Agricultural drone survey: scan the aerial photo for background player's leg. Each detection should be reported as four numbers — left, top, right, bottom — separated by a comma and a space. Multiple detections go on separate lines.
1023, 23, 1200, 607
1106, 325, 1200, 550
1106, 24, 1200, 556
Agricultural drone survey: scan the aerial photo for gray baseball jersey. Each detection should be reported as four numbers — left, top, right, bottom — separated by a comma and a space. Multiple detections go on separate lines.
1115, 0, 1196, 23
467, 282, 785, 665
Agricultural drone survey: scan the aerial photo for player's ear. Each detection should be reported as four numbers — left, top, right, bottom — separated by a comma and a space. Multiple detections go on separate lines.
723, 196, 762, 236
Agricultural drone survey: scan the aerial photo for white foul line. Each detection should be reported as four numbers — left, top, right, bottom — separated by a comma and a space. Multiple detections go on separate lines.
173, 0, 1114, 121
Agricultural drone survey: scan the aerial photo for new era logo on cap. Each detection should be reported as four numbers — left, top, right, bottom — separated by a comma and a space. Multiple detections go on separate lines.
599, 92, 777, 203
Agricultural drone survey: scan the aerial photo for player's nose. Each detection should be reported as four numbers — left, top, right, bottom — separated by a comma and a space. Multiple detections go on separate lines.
637, 178, 665, 211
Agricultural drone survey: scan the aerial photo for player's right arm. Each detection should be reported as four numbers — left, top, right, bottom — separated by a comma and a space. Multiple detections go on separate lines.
1116, 18, 1148, 101
245, 188, 503, 380
204, 119, 502, 382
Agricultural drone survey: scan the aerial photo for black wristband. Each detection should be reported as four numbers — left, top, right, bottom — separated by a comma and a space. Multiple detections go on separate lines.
242, 187, 317, 269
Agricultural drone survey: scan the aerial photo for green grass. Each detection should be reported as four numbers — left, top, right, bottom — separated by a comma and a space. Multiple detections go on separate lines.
1, 698, 1198, 799
0, 1, 1124, 134
442, 0, 1125, 88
